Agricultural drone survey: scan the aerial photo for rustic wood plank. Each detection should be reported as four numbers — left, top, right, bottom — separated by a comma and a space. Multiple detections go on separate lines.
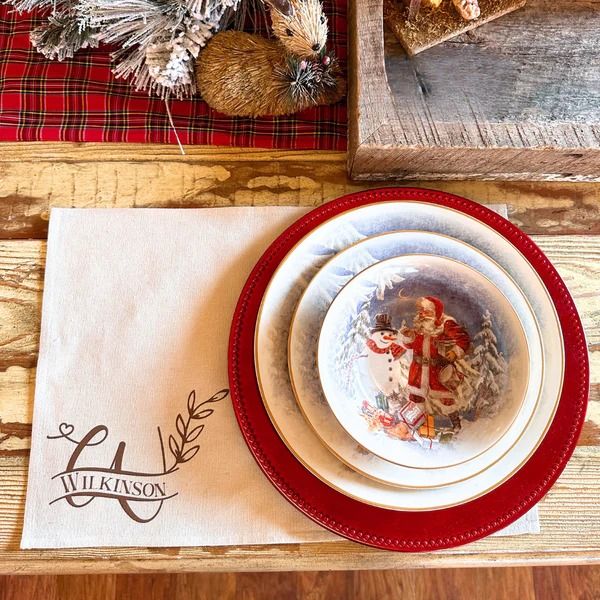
3, 367, 594, 456
0, 449, 598, 572
349, 0, 400, 176
349, 0, 600, 180
0, 237, 596, 365
0, 144, 344, 163
1, 145, 600, 238
0, 168, 598, 571
534, 237, 600, 347
0, 243, 44, 371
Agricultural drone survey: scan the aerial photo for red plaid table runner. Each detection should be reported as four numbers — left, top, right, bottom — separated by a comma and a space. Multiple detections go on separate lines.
0, 3, 347, 150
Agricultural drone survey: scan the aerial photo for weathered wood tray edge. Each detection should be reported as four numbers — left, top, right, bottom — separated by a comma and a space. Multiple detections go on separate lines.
347, 0, 600, 182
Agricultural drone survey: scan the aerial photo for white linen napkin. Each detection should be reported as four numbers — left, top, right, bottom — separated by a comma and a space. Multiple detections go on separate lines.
21, 206, 538, 548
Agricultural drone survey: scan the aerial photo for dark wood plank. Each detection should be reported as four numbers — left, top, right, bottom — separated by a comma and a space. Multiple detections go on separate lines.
56, 575, 116, 600
0, 567, 599, 598
115, 574, 177, 600
0, 576, 57, 600
353, 567, 537, 600
352, 569, 418, 598
410, 567, 536, 600
297, 571, 353, 599
11, 568, 600, 600
175, 573, 237, 599
533, 565, 600, 600
234, 573, 298, 600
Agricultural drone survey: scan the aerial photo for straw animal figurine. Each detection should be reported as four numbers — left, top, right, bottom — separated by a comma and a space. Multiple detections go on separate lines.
196, 0, 345, 117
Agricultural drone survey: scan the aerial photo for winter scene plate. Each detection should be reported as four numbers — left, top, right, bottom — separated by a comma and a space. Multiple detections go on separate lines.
236, 189, 585, 548
318, 254, 531, 470
288, 231, 543, 488
255, 199, 563, 510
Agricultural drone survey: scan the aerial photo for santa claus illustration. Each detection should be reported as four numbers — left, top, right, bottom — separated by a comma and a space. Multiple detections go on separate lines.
399, 296, 470, 432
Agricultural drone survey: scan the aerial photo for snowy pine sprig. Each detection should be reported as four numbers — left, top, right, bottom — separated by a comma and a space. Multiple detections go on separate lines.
5, 0, 73, 10
5, 0, 100, 61
30, 10, 99, 60
3, 0, 242, 98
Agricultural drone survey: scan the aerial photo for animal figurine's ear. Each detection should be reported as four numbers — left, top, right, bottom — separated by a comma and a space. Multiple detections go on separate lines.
263, 0, 294, 16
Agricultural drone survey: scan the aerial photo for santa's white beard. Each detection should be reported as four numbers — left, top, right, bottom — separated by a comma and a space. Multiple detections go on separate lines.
414, 315, 437, 335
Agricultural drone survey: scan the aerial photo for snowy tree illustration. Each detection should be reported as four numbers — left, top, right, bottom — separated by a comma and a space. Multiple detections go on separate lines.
335, 304, 371, 393
470, 310, 507, 417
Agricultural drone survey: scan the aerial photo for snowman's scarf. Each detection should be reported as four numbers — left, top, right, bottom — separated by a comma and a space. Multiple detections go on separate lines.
366, 339, 406, 358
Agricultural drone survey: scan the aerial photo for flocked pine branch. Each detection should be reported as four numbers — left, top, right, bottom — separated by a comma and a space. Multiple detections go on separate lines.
3, 0, 244, 98
5, 0, 100, 60
31, 12, 99, 60
4, 0, 74, 10
75, 0, 241, 98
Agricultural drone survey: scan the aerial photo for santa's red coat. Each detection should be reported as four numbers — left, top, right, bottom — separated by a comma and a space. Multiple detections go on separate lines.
401, 318, 470, 408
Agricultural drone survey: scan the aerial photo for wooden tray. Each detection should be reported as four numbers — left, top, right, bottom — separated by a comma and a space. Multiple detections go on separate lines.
348, 0, 600, 181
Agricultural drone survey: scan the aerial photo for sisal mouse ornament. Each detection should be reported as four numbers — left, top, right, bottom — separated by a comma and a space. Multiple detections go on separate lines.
196, 0, 345, 117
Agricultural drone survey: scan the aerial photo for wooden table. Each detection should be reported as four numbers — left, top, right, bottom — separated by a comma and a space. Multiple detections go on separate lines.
0, 143, 599, 573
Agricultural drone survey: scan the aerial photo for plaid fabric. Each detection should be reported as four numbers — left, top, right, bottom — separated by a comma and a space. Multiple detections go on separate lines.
0, 3, 347, 150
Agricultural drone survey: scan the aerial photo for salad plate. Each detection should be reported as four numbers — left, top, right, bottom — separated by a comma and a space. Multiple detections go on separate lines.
288, 230, 542, 487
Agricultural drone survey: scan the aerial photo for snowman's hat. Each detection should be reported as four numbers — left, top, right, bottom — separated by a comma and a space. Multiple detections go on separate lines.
371, 313, 396, 334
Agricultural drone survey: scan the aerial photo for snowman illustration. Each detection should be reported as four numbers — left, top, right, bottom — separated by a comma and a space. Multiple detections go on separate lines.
365, 314, 407, 398
361, 313, 415, 440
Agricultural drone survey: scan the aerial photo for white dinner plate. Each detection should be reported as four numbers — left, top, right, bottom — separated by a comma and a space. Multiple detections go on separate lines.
255, 201, 563, 510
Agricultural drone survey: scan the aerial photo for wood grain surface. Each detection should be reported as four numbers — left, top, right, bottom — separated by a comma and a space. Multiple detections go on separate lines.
1, 566, 599, 600
2, 145, 600, 238
349, 0, 600, 180
0, 142, 598, 573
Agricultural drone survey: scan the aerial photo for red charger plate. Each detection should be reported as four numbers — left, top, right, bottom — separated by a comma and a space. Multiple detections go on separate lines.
228, 188, 588, 551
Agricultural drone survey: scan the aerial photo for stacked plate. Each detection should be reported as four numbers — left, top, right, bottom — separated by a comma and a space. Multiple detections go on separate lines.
229, 189, 588, 551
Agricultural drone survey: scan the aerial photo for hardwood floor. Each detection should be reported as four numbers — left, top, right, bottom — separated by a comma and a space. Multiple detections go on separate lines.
0, 567, 598, 600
